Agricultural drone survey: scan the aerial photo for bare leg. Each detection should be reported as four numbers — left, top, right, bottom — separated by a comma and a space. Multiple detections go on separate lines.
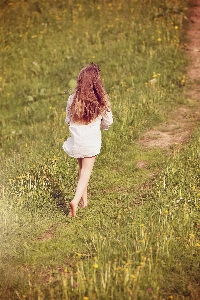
77, 158, 88, 208
69, 156, 96, 217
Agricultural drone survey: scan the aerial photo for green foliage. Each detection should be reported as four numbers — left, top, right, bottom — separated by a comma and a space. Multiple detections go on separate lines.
0, 0, 188, 156
1, 0, 200, 299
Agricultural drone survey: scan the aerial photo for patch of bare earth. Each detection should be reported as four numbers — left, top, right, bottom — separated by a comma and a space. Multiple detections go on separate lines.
139, 0, 200, 150
140, 107, 200, 148
37, 224, 59, 241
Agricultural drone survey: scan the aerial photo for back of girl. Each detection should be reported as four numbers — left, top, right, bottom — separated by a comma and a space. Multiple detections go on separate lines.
63, 63, 113, 217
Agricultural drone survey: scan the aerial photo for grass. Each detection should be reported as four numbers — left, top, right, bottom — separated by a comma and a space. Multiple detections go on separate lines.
0, 0, 200, 299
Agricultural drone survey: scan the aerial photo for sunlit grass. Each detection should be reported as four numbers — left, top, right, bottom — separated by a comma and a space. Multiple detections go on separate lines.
1, 0, 199, 299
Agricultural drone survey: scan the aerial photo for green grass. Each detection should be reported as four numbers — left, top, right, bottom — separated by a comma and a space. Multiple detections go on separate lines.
0, 0, 200, 299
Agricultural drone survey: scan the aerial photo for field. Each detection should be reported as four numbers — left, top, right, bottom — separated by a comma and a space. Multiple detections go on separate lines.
0, 0, 199, 299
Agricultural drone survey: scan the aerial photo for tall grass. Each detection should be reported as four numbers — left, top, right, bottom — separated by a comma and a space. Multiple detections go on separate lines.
0, 0, 188, 158
1, 0, 199, 299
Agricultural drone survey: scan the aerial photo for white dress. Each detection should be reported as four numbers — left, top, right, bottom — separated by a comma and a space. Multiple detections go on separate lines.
63, 94, 113, 158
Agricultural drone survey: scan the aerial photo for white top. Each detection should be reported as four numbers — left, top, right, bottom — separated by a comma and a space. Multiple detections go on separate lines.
63, 94, 113, 158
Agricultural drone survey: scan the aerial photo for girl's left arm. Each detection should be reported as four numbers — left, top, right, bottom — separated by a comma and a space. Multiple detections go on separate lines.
100, 110, 113, 130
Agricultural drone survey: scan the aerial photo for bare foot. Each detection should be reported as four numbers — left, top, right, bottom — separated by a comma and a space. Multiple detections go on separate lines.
68, 202, 77, 217
80, 199, 88, 208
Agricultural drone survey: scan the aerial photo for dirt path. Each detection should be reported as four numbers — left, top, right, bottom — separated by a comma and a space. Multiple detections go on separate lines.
187, 0, 200, 81
139, 0, 200, 149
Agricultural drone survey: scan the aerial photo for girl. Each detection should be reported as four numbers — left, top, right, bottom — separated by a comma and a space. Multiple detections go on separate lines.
63, 63, 113, 217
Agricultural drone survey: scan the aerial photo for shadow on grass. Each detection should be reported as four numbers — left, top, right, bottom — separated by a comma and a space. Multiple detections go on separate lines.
50, 185, 70, 216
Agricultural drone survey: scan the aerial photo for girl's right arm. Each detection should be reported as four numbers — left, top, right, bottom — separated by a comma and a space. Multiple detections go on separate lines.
65, 95, 74, 125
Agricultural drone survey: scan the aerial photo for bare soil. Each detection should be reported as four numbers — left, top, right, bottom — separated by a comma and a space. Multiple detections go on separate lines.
139, 0, 200, 149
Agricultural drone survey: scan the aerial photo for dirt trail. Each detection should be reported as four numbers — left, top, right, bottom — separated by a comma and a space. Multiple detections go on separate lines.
139, 0, 200, 149
187, 0, 200, 81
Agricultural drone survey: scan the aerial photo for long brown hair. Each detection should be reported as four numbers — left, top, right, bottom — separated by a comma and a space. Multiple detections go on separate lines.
69, 63, 110, 125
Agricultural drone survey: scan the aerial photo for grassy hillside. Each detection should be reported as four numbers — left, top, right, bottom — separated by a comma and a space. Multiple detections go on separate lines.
0, 0, 199, 299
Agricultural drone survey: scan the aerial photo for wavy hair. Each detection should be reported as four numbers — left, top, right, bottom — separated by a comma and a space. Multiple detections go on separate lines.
69, 63, 111, 125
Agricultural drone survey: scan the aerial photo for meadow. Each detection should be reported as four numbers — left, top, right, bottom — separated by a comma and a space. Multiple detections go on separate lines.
0, 0, 199, 299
